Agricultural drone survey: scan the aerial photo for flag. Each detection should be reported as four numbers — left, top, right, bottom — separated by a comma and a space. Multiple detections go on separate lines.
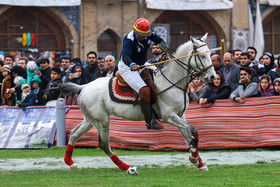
248, 3, 254, 46
254, 0, 265, 60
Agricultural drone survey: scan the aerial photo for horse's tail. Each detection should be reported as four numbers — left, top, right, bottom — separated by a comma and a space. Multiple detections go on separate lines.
59, 82, 86, 96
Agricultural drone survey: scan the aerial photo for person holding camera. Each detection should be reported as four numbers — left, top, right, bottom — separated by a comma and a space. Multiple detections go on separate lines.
67, 64, 88, 85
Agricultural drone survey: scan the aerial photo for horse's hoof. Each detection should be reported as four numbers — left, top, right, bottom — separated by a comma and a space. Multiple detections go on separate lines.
199, 165, 208, 172
70, 163, 78, 169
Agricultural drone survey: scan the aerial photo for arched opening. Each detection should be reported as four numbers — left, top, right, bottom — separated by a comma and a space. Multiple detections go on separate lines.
97, 29, 120, 59
0, 7, 68, 62
153, 11, 219, 51
263, 7, 280, 54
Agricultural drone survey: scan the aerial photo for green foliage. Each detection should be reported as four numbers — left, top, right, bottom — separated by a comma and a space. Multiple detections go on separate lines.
1, 163, 280, 186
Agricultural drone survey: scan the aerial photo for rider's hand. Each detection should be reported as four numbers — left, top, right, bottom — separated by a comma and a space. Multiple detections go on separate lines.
131, 65, 140, 71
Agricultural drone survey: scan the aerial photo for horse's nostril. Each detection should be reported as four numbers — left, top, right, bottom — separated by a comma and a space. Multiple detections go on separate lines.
210, 75, 215, 81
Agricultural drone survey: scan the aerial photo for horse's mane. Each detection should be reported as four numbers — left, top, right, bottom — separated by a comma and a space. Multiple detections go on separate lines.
174, 40, 193, 58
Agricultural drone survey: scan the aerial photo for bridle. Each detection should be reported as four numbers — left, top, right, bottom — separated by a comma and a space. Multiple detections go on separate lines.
156, 41, 213, 116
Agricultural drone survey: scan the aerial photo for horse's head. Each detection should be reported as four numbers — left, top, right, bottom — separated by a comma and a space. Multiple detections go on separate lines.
189, 33, 217, 83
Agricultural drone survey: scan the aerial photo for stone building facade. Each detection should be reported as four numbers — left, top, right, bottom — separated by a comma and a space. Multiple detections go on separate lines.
0, 0, 279, 64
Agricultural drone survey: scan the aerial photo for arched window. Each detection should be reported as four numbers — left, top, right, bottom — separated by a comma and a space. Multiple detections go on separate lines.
263, 8, 280, 54
153, 11, 219, 51
97, 30, 118, 58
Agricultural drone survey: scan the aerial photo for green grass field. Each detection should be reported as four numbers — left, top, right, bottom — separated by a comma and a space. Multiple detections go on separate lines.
0, 147, 279, 186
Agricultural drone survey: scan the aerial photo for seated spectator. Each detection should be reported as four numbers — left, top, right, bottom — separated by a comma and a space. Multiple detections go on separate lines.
187, 73, 207, 103
268, 56, 280, 82
1, 65, 13, 106
258, 74, 274, 97
273, 78, 280, 96
199, 71, 231, 107
26, 61, 41, 86
42, 66, 62, 102
16, 82, 36, 107
67, 64, 88, 85
230, 67, 258, 104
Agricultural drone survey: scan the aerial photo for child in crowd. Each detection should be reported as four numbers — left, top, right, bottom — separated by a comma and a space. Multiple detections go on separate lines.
273, 78, 280, 96
1, 65, 13, 106
26, 61, 41, 86
16, 82, 36, 107
30, 76, 45, 105
258, 74, 274, 97
13, 76, 25, 105
43, 66, 62, 102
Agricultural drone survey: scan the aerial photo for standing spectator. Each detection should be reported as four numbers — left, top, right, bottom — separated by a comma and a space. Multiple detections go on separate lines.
84, 51, 98, 82
42, 66, 62, 102
71, 57, 82, 65
93, 57, 107, 80
1, 65, 13, 106
11, 65, 27, 79
17, 57, 28, 71
30, 76, 44, 105
104, 55, 118, 77
222, 52, 240, 92
247, 46, 265, 76
230, 67, 258, 104
259, 56, 264, 64
36, 58, 51, 91
211, 53, 225, 73
16, 82, 36, 108
258, 74, 274, 97
199, 71, 231, 106
12, 76, 25, 105
273, 78, 280, 96
0, 61, 4, 104
187, 74, 207, 103
233, 49, 242, 65
240, 52, 258, 80
61, 57, 71, 83
4, 55, 14, 67
68, 64, 88, 85
263, 52, 276, 75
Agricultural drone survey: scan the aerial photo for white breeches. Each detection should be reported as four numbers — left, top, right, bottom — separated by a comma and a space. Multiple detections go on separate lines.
118, 60, 156, 93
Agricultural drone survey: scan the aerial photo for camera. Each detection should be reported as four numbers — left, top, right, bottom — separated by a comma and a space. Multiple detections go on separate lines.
72, 73, 79, 78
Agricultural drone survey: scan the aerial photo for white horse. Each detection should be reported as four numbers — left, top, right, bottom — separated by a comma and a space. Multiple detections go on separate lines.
60, 33, 216, 173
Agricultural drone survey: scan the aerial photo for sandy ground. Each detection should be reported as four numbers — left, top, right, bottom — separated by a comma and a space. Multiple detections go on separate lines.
0, 150, 280, 171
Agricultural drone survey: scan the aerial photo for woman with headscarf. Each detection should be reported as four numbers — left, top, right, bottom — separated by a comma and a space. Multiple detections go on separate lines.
199, 71, 231, 107
258, 74, 274, 97
187, 73, 207, 103
268, 55, 280, 82
263, 52, 276, 75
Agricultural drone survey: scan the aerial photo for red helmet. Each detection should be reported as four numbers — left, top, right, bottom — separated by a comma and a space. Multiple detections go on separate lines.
133, 18, 152, 37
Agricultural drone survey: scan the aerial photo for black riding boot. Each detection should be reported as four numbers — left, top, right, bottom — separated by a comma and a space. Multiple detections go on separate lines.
140, 101, 164, 130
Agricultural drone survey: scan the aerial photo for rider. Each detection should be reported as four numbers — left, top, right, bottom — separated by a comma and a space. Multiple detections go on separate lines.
118, 18, 166, 130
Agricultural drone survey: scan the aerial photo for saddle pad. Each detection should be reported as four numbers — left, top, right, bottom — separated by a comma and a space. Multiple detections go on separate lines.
109, 77, 138, 104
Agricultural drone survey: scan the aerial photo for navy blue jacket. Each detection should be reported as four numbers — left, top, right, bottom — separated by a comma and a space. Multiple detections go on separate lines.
120, 30, 164, 67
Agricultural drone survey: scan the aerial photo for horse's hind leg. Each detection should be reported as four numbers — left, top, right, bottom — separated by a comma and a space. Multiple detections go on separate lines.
167, 113, 208, 171
97, 124, 131, 170
64, 119, 93, 168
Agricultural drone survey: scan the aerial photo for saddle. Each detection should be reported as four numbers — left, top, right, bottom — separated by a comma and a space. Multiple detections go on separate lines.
109, 69, 157, 104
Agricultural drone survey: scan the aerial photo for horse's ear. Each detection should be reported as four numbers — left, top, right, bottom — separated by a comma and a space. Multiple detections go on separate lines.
201, 33, 208, 42
190, 36, 195, 44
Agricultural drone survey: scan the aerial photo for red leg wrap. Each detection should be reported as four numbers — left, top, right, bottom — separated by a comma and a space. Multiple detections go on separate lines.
110, 154, 131, 170
64, 144, 74, 166
197, 157, 205, 168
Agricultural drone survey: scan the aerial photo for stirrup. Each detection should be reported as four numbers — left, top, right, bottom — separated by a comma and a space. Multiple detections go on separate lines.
146, 118, 164, 130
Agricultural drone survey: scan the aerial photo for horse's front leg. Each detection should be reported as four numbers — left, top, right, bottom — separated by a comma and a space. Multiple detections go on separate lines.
166, 113, 208, 172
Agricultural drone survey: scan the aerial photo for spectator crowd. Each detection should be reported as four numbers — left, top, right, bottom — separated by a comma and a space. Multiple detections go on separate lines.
1, 45, 279, 108
0, 51, 117, 106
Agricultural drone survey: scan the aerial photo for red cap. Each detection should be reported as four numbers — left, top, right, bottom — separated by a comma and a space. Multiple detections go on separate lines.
133, 18, 152, 37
